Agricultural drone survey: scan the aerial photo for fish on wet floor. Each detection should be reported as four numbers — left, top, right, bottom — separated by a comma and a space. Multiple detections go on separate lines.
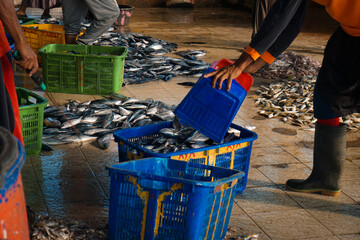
92, 32, 210, 85
33, 20, 211, 85
31, 214, 107, 240
255, 75, 360, 131
175, 50, 207, 59
42, 97, 177, 149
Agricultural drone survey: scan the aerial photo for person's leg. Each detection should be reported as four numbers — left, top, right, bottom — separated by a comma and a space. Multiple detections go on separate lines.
285, 120, 346, 196
15, 5, 27, 17
285, 46, 346, 197
284, 26, 359, 197
41, 8, 51, 19
76, 0, 119, 45
62, 0, 87, 44
252, 0, 277, 38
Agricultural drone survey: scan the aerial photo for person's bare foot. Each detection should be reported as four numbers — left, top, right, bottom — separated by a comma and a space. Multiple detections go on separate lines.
16, 5, 27, 17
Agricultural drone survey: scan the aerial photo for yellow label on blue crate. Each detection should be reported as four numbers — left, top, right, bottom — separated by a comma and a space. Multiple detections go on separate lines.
127, 150, 144, 160
126, 175, 149, 240
221, 187, 233, 237
171, 142, 250, 162
126, 175, 183, 240
205, 181, 237, 240
154, 183, 183, 238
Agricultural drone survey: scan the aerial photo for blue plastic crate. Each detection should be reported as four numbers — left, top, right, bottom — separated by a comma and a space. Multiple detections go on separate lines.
107, 158, 244, 240
174, 67, 248, 143
113, 121, 257, 194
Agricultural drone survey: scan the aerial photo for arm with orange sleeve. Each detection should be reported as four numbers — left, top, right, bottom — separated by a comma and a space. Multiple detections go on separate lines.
244, 0, 307, 70
205, 0, 308, 90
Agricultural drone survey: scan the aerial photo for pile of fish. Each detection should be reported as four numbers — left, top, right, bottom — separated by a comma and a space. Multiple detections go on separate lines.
92, 32, 210, 84
35, 18, 62, 24
254, 51, 321, 79
255, 76, 360, 131
42, 96, 176, 148
133, 118, 242, 153
33, 18, 211, 84
31, 215, 107, 240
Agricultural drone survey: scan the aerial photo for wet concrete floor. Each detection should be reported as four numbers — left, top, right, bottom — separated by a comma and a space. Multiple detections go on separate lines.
16, 6, 360, 240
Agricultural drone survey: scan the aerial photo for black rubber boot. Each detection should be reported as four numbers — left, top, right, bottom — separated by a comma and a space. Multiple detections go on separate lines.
286, 122, 347, 196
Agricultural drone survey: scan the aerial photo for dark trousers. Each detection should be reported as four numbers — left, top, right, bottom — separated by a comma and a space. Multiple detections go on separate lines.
0, 52, 24, 145
252, 0, 278, 38
315, 27, 360, 118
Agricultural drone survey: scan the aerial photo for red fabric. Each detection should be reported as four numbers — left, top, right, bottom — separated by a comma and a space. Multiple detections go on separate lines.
1, 54, 24, 145
317, 118, 340, 126
0, 21, 11, 58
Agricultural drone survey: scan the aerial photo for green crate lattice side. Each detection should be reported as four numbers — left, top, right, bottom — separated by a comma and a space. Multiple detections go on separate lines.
40, 44, 127, 95
17, 87, 48, 156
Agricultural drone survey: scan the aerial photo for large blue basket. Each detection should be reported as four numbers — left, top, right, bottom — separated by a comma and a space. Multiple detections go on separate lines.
113, 121, 257, 194
174, 68, 248, 143
107, 158, 244, 240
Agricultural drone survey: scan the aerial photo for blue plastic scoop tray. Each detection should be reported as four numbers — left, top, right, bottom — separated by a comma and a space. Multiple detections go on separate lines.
174, 68, 247, 143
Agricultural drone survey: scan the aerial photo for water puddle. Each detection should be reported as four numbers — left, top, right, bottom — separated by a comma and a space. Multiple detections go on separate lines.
271, 163, 289, 168
272, 127, 297, 136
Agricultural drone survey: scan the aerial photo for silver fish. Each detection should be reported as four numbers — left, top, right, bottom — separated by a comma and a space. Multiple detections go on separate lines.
124, 104, 147, 110
81, 116, 99, 124
93, 109, 113, 116
118, 106, 132, 116
60, 118, 82, 129
84, 128, 112, 136
97, 133, 113, 150
133, 118, 153, 127
44, 117, 61, 128
113, 114, 127, 122
123, 98, 140, 105
102, 112, 114, 128
146, 107, 158, 115
128, 109, 144, 123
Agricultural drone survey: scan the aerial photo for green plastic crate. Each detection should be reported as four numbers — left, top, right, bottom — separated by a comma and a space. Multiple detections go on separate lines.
18, 17, 36, 25
17, 87, 48, 156
4, 17, 35, 33
39, 44, 128, 95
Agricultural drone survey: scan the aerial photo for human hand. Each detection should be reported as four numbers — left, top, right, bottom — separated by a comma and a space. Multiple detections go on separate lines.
243, 58, 267, 74
14, 42, 38, 76
204, 53, 254, 91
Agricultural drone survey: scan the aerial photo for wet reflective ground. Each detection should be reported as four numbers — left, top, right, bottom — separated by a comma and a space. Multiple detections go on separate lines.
17, 6, 360, 239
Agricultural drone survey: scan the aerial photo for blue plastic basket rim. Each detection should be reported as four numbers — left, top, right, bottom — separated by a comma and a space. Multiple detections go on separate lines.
113, 121, 258, 157
106, 158, 245, 187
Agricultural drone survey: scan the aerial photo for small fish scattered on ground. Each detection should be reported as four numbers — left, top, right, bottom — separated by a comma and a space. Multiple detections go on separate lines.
254, 76, 360, 131
133, 117, 242, 153
254, 51, 321, 79
224, 227, 259, 240
31, 215, 107, 240
42, 97, 176, 149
